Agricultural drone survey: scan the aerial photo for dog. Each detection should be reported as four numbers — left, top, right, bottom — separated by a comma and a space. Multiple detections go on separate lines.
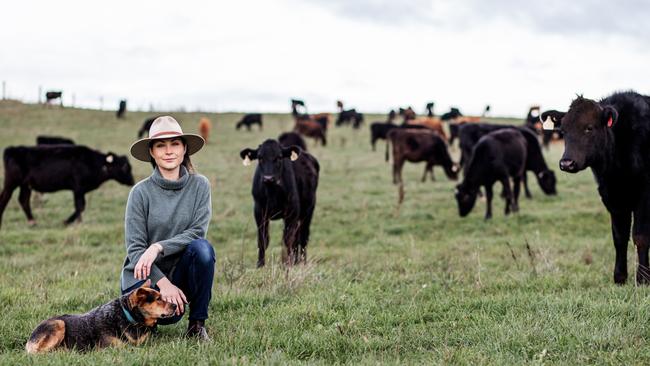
26, 280, 176, 353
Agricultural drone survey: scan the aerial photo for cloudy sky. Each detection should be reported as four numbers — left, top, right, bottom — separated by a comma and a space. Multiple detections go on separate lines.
2, 0, 649, 117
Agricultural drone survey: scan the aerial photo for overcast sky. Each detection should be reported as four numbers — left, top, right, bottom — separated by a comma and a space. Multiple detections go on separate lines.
2, 0, 649, 117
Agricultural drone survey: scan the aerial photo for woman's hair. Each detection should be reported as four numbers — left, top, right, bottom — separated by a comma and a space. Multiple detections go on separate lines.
148, 137, 195, 173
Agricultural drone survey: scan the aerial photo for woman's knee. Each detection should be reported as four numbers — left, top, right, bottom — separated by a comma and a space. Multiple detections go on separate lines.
188, 239, 216, 265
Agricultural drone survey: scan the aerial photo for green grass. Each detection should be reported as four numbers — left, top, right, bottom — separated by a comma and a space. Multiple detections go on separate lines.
1, 100, 649, 365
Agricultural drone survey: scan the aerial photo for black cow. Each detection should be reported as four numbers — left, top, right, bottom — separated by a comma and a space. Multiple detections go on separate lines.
239, 140, 319, 268
116, 100, 127, 119
455, 129, 527, 219
36, 136, 75, 145
0, 146, 135, 228
45, 91, 63, 106
541, 91, 650, 285
441, 108, 462, 121
278, 132, 307, 151
137, 116, 159, 138
458, 123, 556, 197
336, 109, 364, 128
236, 113, 263, 131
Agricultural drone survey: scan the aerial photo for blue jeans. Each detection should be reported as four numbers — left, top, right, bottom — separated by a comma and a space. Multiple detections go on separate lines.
122, 239, 216, 324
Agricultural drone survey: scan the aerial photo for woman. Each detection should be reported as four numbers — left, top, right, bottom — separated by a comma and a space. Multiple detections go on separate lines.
121, 116, 214, 340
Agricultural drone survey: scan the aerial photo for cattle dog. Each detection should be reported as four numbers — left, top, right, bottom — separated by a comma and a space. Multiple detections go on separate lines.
25, 280, 176, 353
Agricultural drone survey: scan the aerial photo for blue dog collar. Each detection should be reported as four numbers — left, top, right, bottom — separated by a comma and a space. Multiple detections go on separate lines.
121, 305, 137, 324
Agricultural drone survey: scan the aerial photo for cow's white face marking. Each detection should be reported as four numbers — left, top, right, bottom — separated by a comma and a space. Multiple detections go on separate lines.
243, 155, 251, 166
290, 151, 298, 161
106, 155, 114, 163
542, 116, 555, 131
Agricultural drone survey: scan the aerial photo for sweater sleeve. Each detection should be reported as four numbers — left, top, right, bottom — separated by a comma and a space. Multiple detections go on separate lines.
124, 186, 165, 284
157, 176, 212, 258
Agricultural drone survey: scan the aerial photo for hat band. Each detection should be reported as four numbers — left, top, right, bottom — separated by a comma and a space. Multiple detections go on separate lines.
150, 131, 182, 139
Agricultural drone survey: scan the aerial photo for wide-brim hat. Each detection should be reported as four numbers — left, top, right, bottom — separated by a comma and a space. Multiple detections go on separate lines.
130, 116, 205, 162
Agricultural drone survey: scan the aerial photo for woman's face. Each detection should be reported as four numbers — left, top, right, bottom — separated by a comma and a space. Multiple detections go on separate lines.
149, 138, 186, 171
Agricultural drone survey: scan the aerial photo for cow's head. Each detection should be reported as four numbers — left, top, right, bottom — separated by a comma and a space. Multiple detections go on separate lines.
454, 183, 478, 217
104, 152, 135, 185
536, 169, 557, 195
240, 140, 300, 185
541, 96, 618, 173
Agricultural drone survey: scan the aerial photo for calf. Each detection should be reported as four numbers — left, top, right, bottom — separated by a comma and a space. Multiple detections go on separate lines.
385, 128, 458, 185
541, 91, 650, 285
458, 123, 556, 197
0, 146, 134, 228
236, 113, 263, 131
455, 128, 527, 219
278, 132, 307, 151
198, 117, 211, 143
36, 136, 75, 145
239, 140, 319, 267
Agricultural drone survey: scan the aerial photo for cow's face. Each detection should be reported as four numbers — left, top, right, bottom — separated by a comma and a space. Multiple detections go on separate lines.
105, 152, 135, 185
455, 184, 478, 217
240, 140, 300, 185
541, 97, 618, 173
536, 169, 557, 195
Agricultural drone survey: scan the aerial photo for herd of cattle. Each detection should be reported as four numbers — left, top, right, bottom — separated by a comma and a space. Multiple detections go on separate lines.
2, 91, 650, 285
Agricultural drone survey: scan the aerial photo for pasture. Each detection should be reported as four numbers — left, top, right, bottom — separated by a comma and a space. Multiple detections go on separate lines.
1, 100, 650, 365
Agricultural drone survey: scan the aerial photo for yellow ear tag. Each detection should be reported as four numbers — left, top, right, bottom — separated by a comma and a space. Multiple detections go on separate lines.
243, 155, 251, 166
290, 151, 299, 161
542, 116, 555, 131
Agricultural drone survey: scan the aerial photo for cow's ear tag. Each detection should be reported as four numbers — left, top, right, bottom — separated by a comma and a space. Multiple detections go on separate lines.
243, 155, 251, 166
106, 155, 114, 163
542, 117, 555, 131
290, 151, 299, 161
607, 116, 613, 128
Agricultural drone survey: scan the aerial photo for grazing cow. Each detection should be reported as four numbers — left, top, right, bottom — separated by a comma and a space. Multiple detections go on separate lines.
541, 91, 650, 285
137, 116, 159, 138
116, 100, 127, 119
36, 136, 75, 145
399, 107, 417, 123
458, 123, 556, 197
236, 113, 263, 131
45, 91, 63, 106
455, 129, 527, 219
0, 146, 134, 228
198, 117, 212, 143
404, 118, 447, 140
335, 101, 364, 128
441, 108, 462, 121
385, 128, 458, 185
239, 139, 319, 267
294, 120, 327, 146
278, 132, 307, 151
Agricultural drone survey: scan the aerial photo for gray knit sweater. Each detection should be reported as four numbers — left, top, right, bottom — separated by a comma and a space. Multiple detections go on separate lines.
120, 166, 212, 290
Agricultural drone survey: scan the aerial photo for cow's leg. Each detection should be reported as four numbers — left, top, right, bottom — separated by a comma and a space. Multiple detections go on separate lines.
371, 136, 377, 151
522, 172, 532, 199
484, 184, 493, 220
18, 185, 36, 224
632, 204, 650, 284
611, 211, 631, 285
393, 158, 404, 185
64, 192, 85, 225
0, 179, 20, 229
298, 207, 315, 264
512, 176, 521, 213
283, 220, 300, 266
254, 207, 269, 268
500, 178, 513, 215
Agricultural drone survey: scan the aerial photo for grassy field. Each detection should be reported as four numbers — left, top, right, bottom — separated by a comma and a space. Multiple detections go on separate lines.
1, 100, 650, 365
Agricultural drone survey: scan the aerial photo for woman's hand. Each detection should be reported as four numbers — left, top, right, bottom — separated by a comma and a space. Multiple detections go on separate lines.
157, 277, 187, 315
134, 243, 163, 280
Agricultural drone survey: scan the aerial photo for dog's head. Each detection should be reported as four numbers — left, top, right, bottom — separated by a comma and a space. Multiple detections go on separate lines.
126, 280, 176, 327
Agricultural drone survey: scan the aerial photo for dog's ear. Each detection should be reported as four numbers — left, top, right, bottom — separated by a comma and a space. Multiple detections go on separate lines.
130, 287, 155, 307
